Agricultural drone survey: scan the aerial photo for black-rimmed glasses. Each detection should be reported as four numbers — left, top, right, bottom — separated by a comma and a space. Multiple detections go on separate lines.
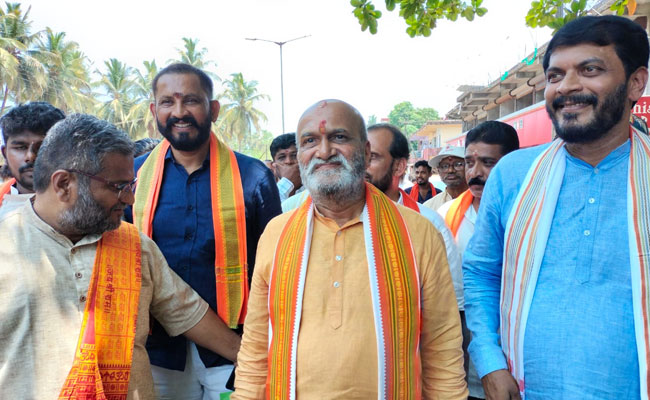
438, 161, 465, 171
67, 169, 137, 200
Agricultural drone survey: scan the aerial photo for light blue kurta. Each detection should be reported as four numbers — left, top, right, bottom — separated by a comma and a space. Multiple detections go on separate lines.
463, 140, 639, 399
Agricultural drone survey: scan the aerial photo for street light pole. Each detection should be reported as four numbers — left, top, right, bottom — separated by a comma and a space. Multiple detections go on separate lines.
246, 35, 310, 134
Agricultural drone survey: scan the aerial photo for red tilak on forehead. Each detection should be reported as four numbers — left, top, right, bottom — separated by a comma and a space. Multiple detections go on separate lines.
172, 92, 184, 99
319, 120, 326, 134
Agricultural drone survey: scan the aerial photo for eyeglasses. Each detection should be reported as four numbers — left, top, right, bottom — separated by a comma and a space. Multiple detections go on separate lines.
67, 169, 137, 200
438, 161, 465, 171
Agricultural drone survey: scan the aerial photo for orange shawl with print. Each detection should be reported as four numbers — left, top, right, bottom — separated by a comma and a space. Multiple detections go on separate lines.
132, 134, 248, 328
59, 222, 142, 400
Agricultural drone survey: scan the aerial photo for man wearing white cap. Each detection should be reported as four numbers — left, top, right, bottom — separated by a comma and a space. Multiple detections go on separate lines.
423, 145, 468, 212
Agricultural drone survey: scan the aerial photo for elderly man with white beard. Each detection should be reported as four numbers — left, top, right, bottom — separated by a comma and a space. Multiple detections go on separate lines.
0, 114, 241, 399
233, 99, 467, 399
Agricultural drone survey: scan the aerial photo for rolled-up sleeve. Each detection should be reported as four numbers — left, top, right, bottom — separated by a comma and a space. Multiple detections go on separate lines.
462, 164, 509, 378
232, 220, 276, 399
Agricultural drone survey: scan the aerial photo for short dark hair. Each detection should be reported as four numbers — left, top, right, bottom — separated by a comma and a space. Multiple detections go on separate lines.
543, 15, 649, 80
465, 120, 520, 156
33, 114, 134, 192
0, 101, 65, 144
368, 123, 409, 160
414, 159, 431, 172
270, 133, 296, 160
134, 137, 161, 158
152, 63, 214, 100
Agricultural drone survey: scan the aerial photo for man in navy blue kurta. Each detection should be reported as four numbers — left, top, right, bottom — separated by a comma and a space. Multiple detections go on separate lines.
127, 63, 281, 399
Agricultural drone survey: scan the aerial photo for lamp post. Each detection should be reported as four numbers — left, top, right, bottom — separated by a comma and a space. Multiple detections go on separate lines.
246, 35, 310, 134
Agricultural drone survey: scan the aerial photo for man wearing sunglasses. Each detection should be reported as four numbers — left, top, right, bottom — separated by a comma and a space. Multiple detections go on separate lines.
423, 145, 468, 212
0, 114, 241, 400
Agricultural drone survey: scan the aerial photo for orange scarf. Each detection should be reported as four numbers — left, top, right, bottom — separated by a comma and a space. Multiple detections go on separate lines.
399, 188, 419, 212
133, 134, 248, 328
408, 182, 433, 202
59, 223, 142, 400
267, 184, 421, 399
0, 177, 16, 198
444, 189, 473, 237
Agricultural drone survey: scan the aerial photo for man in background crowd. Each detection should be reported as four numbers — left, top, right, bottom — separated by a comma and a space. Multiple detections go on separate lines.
270, 132, 304, 201
404, 159, 440, 203
424, 145, 469, 211
0, 102, 64, 215
439, 120, 519, 400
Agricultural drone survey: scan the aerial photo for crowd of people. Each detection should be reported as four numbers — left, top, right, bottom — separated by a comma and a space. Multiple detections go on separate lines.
0, 14, 648, 400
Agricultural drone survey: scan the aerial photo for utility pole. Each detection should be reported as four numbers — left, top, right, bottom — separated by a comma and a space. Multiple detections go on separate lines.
245, 35, 310, 133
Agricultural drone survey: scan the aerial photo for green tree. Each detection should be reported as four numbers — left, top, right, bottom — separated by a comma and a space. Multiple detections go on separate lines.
35, 28, 94, 113
239, 129, 275, 159
351, 0, 635, 37
127, 60, 159, 139
216, 73, 269, 152
388, 101, 439, 136
169, 37, 219, 82
0, 2, 48, 115
94, 58, 136, 137
350, 0, 487, 37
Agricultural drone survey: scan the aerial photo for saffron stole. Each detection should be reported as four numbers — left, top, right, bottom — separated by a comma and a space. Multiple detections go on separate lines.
267, 184, 422, 399
0, 177, 16, 198
444, 189, 473, 237
59, 223, 142, 399
133, 134, 248, 328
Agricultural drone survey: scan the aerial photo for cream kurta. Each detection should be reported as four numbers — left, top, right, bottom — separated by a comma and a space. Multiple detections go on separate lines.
0, 203, 209, 399
423, 189, 454, 212
0, 191, 32, 218
233, 203, 467, 399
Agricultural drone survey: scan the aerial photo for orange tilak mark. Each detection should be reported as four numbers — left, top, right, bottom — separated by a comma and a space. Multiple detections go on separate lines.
319, 120, 326, 134
173, 92, 184, 98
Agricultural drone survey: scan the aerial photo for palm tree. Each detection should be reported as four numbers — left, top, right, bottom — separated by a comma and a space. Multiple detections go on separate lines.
94, 58, 136, 136
168, 37, 219, 82
35, 28, 94, 113
0, 3, 48, 115
217, 73, 269, 152
127, 60, 158, 138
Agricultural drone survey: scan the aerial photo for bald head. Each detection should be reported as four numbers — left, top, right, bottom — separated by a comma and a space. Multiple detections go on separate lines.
296, 99, 370, 208
296, 99, 366, 146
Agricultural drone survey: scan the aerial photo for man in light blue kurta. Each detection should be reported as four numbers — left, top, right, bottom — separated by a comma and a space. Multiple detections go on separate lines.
463, 15, 650, 399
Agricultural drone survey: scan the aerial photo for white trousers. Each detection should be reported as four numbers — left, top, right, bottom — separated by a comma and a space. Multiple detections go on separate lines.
151, 342, 234, 400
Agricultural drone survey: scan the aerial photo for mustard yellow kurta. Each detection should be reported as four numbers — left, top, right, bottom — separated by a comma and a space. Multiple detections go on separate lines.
233, 203, 467, 399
